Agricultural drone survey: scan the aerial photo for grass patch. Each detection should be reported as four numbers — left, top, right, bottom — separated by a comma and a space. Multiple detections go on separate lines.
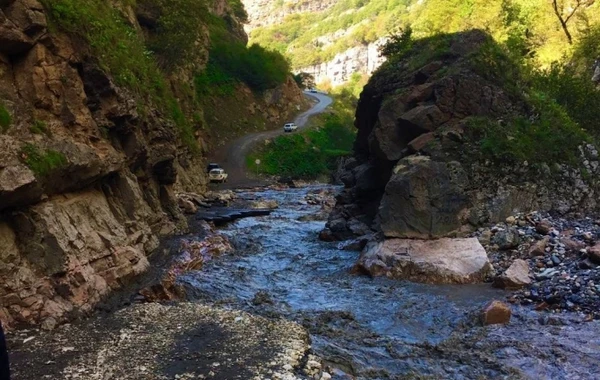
21, 144, 68, 177
0, 102, 11, 132
248, 113, 355, 179
29, 120, 50, 135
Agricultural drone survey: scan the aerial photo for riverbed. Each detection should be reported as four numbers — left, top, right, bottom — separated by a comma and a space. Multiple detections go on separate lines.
181, 185, 600, 379
10, 185, 600, 379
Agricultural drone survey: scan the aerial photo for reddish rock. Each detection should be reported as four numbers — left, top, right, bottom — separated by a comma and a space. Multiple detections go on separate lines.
528, 237, 549, 257
481, 300, 512, 325
319, 228, 337, 242
588, 244, 600, 264
493, 259, 531, 289
560, 237, 585, 252
407, 132, 435, 153
535, 220, 552, 235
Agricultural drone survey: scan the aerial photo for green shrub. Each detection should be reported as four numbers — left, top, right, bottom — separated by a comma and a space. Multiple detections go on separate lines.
194, 62, 237, 97
21, 144, 68, 177
139, 0, 210, 71
249, 114, 355, 179
531, 63, 600, 139
209, 39, 290, 92
0, 102, 11, 132
467, 92, 589, 165
227, 0, 248, 22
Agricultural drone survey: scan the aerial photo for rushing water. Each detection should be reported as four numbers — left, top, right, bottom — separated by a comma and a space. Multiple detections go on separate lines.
180, 186, 600, 379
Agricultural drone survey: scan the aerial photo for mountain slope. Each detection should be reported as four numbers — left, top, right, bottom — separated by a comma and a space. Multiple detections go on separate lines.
244, 0, 600, 85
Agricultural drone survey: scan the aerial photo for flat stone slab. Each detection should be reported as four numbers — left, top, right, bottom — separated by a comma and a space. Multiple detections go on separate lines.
356, 238, 492, 284
195, 208, 272, 225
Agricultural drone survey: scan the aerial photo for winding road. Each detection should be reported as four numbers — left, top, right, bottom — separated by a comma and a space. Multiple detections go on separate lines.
210, 91, 333, 187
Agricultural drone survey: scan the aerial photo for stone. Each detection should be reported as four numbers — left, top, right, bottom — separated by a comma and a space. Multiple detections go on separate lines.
318, 229, 336, 242
493, 259, 531, 289
588, 244, 600, 264
478, 229, 493, 245
492, 228, 520, 250
528, 237, 549, 257
560, 237, 585, 252
178, 198, 198, 214
535, 220, 552, 235
481, 301, 511, 325
356, 238, 492, 284
505, 216, 516, 225
407, 132, 435, 153
249, 199, 279, 209
379, 156, 469, 239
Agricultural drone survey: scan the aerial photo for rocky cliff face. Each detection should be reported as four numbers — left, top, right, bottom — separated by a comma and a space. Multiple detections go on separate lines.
242, 0, 336, 32
0, 0, 303, 329
299, 39, 387, 86
325, 30, 600, 243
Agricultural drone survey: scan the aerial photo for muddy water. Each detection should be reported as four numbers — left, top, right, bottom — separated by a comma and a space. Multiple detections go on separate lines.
181, 186, 600, 379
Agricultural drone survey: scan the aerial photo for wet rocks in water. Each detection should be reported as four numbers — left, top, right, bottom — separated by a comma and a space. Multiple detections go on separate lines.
356, 238, 492, 284
492, 228, 521, 250
481, 300, 512, 325
493, 259, 531, 289
319, 228, 337, 242
249, 199, 279, 209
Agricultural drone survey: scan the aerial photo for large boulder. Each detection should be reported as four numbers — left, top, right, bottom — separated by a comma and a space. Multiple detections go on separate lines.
379, 156, 470, 239
356, 237, 492, 284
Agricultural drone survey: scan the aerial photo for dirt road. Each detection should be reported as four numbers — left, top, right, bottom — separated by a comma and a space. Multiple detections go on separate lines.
209, 91, 333, 188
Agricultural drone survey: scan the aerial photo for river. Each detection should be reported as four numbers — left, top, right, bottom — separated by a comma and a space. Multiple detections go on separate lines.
178, 185, 600, 379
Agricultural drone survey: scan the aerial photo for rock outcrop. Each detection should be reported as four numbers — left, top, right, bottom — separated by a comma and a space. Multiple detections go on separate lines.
326, 30, 600, 243
0, 0, 304, 329
299, 39, 387, 86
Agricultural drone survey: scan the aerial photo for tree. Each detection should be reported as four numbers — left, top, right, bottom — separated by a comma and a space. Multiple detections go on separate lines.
551, 0, 596, 44
293, 72, 316, 89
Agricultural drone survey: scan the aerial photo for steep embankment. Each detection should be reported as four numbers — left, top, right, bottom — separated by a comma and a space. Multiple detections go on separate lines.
0, 0, 304, 329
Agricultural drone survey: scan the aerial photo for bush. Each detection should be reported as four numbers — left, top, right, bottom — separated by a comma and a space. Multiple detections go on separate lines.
531, 63, 600, 139
0, 102, 11, 132
249, 114, 355, 179
21, 144, 68, 177
209, 40, 291, 92
468, 91, 589, 165
194, 62, 237, 97
138, 0, 210, 71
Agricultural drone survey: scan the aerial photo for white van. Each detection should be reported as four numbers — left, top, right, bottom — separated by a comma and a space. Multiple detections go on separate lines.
283, 123, 298, 132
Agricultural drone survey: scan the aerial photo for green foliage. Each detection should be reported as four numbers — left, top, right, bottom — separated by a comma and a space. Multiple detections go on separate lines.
467, 92, 589, 165
0, 102, 11, 132
227, 0, 248, 22
30, 120, 50, 135
194, 62, 237, 97
380, 26, 413, 59
139, 0, 209, 71
531, 63, 600, 139
209, 38, 291, 92
21, 144, 68, 177
40, 0, 204, 153
249, 114, 355, 179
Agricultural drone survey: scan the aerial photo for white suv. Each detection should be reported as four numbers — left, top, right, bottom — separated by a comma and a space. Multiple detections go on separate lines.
283, 123, 298, 132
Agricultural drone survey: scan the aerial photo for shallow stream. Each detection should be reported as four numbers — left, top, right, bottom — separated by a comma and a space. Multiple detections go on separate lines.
180, 185, 600, 379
